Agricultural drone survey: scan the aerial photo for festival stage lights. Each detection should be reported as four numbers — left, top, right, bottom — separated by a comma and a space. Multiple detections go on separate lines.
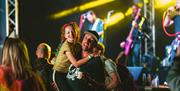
125, 7, 133, 16
155, 0, 175, 8
105, 12, 125, 27
51, 0, 114, 19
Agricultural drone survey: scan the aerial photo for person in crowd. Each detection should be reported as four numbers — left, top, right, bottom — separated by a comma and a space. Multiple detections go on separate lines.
93, 42, 122, 91
80, 10, 104, 44
52, 22, 94, 91
115, 43, 137, 91
0, 37, 46, 91
123, 4, 148, 66
67, 30, 105, 91
115, 42, 128, 66
34, 43, 53, 90
163, 0, 180, 64
166, 45, 180, 91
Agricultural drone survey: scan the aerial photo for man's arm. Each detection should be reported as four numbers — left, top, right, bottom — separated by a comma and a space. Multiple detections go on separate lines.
163, 6, 175, 27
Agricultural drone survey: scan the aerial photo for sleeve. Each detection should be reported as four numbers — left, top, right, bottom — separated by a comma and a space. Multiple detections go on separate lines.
60, 41, 71, 54
99, 20, 104, 32
105, 59, 117, 75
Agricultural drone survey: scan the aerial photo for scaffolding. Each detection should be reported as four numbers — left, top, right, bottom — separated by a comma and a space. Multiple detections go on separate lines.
143, 0, 156, 57
6, 0, 19, 38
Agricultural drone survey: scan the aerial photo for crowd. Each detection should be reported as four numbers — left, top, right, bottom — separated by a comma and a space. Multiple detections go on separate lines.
1, 1, 180, 90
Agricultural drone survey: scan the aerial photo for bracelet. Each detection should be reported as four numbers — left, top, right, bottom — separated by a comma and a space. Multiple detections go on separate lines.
88, 54, 93, 60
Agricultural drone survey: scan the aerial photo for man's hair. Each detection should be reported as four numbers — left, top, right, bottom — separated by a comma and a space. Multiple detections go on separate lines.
38, 43, 51, 59
86, 10, 96, 16
84, 30, 99, 42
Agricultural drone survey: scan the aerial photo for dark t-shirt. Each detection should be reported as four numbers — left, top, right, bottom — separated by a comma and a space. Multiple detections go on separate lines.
173, 15, 180, 33
67, 57, 105, 91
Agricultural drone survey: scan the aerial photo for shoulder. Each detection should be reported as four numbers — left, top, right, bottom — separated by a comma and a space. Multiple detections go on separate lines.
0, 66, 6, 79
61, 40, 72, 51
61, 40, 70, 48
0, 66, 12, 76
0, 66, 13, 88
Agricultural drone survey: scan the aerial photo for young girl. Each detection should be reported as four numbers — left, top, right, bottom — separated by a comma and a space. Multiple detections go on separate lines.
52, 22, 93, 91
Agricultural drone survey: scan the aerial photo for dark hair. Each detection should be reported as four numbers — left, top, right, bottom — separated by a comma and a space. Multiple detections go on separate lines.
83, 30, 99, 42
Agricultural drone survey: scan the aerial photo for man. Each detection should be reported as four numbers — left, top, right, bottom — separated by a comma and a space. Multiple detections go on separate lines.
163, 0, 180, 64
35, 43, 53, 90
94, 42, 122, 91
80, 10, 104, 44
67, 30, 105, 91
166, 45, 180, 91
127, 4, 148, 66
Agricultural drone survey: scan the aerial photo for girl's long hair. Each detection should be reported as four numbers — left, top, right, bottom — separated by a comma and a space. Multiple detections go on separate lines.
1, 38, 33, 79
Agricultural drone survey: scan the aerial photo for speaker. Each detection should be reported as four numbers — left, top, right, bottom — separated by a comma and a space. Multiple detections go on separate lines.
127, 66, 143, 80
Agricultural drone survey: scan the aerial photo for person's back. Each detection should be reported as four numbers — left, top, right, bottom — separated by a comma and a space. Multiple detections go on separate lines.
34, 43, 53, 90
0, 38, 46, 91
0, 66, 46, 91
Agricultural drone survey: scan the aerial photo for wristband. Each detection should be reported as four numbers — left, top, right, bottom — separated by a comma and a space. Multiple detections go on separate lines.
88, 54, 93, 60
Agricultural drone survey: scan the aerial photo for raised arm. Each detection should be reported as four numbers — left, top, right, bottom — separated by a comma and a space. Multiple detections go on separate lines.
163, 6, 175, 27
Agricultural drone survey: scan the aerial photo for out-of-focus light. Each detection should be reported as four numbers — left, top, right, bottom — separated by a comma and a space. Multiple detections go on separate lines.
144, 0, 149, 4
106, 12, 125, 27
155, 0, 175, 9
79, 0, 114, 11
125, 7, 132, 16
51, 0, 114, 19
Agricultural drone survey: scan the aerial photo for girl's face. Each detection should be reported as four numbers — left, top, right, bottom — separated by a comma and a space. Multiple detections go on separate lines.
64, 26, 76, 43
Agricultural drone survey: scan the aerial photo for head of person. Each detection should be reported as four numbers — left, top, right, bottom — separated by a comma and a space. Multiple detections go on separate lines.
82, 30, 99, 53
120, 41, 126, 49
36, 43, 51, 60
176, 0, 180, 9
60, 22, 80, 43
86, 10, 96, 23
132, 4, 140, 17
1, 37, 32, 79
93, 42, 105, 56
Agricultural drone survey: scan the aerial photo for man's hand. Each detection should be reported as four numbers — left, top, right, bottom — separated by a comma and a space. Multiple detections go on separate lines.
132, 20, 139, 28
167, 6, 175, 13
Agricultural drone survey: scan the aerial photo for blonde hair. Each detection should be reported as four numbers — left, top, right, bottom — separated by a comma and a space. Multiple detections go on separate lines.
1, 38, 32, 79
37, 43, 51, 59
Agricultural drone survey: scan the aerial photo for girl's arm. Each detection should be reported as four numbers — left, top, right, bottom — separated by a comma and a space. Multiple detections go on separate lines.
65, 51, 92, 68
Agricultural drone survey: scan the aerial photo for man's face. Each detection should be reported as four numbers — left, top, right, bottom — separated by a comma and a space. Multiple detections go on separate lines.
82, 33, 96, 51
36, 45, 43, 58
132, 5, 138, 15
86, 13, 94, 23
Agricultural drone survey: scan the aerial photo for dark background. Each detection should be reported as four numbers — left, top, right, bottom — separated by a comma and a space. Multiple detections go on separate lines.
18, 0, 174, 64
